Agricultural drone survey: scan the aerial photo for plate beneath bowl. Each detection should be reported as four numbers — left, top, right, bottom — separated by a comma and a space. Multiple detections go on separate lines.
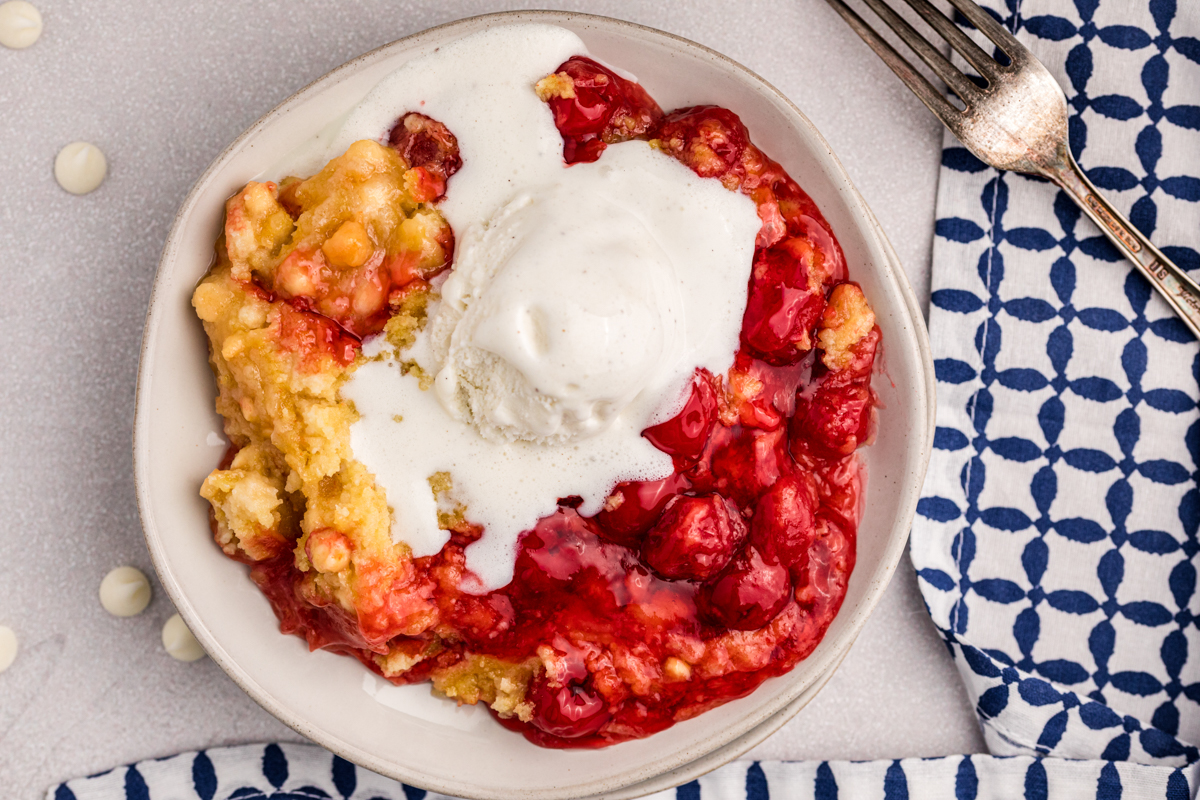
135, 11, 933, 800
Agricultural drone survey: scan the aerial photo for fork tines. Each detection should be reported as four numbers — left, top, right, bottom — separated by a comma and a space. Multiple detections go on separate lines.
825, 0, 1026, 118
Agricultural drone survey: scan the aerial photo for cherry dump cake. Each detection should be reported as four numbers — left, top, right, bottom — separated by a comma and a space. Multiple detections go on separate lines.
193, 27, 879, 748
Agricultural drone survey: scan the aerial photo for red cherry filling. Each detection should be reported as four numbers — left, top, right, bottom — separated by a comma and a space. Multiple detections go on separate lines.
793, 384, 873, 459
594, 473, 688, 548
795, 515, 855, 612
742, 237, 828, 365
388, 112, 463, 201
542, 56, 664, 164
697, 546, 792, 631
640, 494, 747, 582
791, 327, 880, 460
276, 303, 360, 368
653, 105, 752, 186
750, 472, 818, 577
642, 371, 719, 468
529, 677, 611, 739
709, 427, 786, 507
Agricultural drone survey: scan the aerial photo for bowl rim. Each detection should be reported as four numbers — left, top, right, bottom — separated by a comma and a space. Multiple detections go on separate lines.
134, 9, 936, 799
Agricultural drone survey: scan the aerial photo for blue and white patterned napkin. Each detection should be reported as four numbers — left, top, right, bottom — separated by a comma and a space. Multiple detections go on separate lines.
44, 743, 1197, 800
51, 1, 1200, 798
911, 0, 1200, 775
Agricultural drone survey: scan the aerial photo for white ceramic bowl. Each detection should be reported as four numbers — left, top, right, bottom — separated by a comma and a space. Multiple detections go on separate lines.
135, 11, 934, 800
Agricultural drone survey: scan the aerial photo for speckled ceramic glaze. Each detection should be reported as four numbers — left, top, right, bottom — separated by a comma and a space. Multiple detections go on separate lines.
134, 11, 934, 800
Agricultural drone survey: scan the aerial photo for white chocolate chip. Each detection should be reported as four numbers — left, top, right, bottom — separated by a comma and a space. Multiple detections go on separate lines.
162, 613, 205, 662
0, 625, 17, 673
99, 566, 152, 617
54, 141, 107, 195
0, 1, 42, 49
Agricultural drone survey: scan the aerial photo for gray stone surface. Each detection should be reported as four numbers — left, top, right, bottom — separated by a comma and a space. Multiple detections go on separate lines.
0, 0, 984, 796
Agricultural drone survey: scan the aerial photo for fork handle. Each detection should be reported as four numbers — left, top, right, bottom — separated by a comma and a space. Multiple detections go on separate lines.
1042, 150, 1200, 340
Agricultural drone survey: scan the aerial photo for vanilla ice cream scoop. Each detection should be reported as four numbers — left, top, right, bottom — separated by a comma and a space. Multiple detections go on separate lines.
338, 25, 760, 590
433, 179, 685, 443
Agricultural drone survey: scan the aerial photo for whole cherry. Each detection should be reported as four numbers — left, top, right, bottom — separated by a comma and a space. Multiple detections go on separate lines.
750, 471, 818, 576
529, 676, 611, 739
640, 494, 747, 582
593, 474, 687, 548
696, 545, 792, 631
710, 427, 786, 507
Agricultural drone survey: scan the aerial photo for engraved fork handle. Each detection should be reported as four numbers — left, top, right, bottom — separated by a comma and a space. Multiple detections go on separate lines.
1039, 144, 1200, 339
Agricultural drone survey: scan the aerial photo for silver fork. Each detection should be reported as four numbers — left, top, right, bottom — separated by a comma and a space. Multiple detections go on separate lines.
826, 0, 1200, 339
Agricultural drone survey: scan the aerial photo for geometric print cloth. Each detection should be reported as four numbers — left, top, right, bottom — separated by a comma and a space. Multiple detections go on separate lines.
43, 743, 1197, 800
49, 1, 1200, 799
911, 0, 1200, 785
